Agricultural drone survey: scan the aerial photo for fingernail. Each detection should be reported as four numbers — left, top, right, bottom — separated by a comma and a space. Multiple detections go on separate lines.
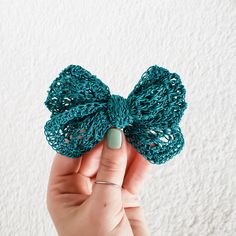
107, 128, 122, 149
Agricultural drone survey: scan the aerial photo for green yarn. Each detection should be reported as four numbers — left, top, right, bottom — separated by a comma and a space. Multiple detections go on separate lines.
44, 65, 187, 164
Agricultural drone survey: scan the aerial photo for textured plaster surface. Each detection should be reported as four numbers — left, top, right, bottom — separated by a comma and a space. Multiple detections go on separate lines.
0, 0, 236, 235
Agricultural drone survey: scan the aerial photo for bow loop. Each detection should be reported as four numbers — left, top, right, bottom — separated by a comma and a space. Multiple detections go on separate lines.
127, 65, 187, 128
45, 65, 110, 116
107, 94, 133, 129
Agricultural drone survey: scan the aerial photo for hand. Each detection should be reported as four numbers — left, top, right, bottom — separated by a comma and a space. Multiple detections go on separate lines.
47, 128, 151, 236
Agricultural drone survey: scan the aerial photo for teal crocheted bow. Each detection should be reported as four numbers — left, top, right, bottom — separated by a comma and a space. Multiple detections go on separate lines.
44, 65, 187, 164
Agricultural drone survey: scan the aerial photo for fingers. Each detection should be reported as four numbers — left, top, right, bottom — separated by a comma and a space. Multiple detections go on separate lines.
123, 152, 152, 195
48, 173, 92, 197
95, 128, 127, 186
48, 140, 104, 198
92, 128, 127, 200
126, 140, 137, 171
50, 153, 82, 177
50, 139, 103, 178
78, 140, 103, 177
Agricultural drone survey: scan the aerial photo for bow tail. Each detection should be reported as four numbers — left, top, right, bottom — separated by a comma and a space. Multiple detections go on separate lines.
44, 108, 111, 158
124, 124, 184, 164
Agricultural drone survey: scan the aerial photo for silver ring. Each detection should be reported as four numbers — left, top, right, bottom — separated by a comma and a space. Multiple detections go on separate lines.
95, 180, 121, 188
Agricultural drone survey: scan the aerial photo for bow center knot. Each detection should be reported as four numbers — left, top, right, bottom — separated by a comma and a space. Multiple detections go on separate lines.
107, 94, 133, 129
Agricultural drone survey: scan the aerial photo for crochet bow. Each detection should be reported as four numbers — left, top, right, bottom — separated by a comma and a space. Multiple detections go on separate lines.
44, 65, 187, 164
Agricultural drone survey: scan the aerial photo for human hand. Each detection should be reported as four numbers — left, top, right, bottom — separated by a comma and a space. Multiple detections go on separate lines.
47, 128, 151, 236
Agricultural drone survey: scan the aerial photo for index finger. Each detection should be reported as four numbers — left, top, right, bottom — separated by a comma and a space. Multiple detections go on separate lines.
50, 153, 82, 177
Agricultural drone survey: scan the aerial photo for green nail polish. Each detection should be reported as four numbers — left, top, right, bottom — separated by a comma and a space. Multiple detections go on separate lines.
107, 128, 122, 149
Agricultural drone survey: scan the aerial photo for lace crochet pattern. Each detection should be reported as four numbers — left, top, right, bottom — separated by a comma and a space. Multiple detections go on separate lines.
44, 65, 187, 164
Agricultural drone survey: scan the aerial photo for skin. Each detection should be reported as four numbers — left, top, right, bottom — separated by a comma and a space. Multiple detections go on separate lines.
47, 129, 152, 236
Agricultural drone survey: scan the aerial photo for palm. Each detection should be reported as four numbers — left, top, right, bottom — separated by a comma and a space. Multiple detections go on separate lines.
47, 138, 151, 235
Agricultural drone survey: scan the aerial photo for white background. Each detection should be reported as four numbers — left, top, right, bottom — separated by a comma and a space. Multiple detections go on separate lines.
0, 0, 235, 235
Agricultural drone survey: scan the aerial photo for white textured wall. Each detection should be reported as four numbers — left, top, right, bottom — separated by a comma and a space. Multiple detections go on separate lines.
0, 0, 235, 235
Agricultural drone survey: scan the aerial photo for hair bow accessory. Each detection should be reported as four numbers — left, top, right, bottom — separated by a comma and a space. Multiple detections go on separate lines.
44, 65, 187, 164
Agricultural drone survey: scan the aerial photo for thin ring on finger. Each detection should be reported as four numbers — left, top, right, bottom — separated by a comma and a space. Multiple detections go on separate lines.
94, 180, 121, 189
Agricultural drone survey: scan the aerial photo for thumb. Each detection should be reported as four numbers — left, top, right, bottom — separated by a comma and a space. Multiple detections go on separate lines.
92, 128, 127, 198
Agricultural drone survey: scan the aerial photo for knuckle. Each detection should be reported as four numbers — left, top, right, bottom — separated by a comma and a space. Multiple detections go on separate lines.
100, 155, 123, 173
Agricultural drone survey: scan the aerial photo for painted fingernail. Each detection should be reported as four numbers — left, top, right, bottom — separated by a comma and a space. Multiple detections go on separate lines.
107, 128, 122, 149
